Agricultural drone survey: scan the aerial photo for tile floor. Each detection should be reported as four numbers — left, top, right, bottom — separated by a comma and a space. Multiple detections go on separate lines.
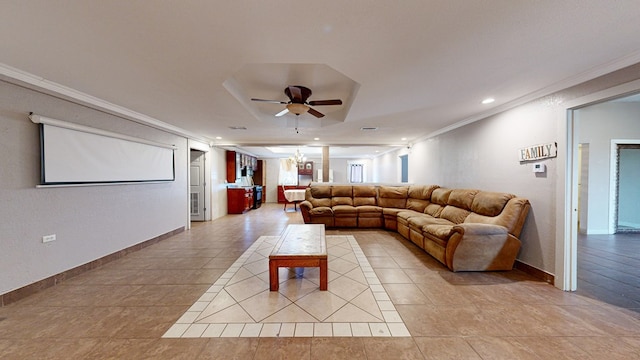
164, 235, 409, 338
1, 203, 640, 359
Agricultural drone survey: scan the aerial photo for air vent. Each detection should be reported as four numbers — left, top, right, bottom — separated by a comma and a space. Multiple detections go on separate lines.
229, 126, 247, 130
361, 127, 378, 131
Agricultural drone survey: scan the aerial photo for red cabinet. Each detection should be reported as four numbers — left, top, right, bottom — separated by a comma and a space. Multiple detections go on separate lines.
227, 187, 254, 214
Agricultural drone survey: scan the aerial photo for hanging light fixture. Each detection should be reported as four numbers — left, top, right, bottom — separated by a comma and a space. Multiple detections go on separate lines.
286, 103, 309, 115
289, 148, 305, 165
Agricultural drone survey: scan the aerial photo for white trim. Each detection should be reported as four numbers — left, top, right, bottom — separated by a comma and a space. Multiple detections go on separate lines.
30, 114, 177, 150
1, 62, 211, 144
557, 78, 640, 291
609, 139, 640, 234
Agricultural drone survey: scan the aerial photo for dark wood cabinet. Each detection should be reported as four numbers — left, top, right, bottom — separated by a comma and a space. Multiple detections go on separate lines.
298, 161, 313, 175
227, 150, 258, 184
227, 187, 254, 214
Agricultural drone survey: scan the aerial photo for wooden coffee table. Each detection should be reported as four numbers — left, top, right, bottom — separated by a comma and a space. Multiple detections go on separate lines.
269, 224, 327, 291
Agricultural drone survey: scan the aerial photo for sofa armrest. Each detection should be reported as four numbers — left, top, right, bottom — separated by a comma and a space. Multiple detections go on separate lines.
300, 200, 313, 223
445, 223, 521, 271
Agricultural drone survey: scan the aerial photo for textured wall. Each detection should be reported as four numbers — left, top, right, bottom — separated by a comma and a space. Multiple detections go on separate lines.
373, 63, 640, 274
0, 81, 188, 294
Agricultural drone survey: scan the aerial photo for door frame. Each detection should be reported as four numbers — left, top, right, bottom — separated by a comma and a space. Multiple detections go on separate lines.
187, 139, 212, 230
610, 140, 640, 233
557, 78, 640, 291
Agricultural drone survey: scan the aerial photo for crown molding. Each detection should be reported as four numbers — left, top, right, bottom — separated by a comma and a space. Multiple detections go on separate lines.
0, 63, 212, 145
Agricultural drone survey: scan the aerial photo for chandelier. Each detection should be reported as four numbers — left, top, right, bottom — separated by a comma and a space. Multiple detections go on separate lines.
289, 149, 305, 164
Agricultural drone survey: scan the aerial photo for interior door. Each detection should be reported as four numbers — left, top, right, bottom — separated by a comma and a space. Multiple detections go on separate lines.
190, 150, 205, 221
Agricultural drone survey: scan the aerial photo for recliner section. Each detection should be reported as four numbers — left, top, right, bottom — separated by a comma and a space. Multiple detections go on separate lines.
299, 184, 530, 272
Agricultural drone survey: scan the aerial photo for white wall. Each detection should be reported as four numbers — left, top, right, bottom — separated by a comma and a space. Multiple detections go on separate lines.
575, 102, 640, 233
0, 80, 188, 295
372, 64, 640, 275
209, 146, 229, 220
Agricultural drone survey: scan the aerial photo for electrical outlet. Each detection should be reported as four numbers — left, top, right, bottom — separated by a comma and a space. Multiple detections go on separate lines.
42, 234, 56, 243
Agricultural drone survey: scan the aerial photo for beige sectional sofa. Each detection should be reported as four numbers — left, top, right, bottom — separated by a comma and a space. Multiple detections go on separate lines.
299, 184, 530, 272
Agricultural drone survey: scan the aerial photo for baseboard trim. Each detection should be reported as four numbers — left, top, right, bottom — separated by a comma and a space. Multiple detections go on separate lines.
1, 227, 184, 306
514, 260, 555, 285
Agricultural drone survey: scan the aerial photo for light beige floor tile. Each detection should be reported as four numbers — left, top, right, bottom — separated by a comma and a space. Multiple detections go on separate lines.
239, 289, 293, 322
262, 304, 320, 323
296, 291, 348, 321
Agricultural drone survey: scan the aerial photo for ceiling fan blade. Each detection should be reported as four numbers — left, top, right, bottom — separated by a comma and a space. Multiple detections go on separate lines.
307, 99, 343, 106
307, 107, 325, 118
275, 108, 289, 117
251, 98, 288, 104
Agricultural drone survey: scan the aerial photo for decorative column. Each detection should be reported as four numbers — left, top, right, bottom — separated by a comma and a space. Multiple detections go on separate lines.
322, 146, 330, 182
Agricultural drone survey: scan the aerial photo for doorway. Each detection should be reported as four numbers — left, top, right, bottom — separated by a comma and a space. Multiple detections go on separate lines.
614, 144, 640, 233
400, 154, 408, 183
190, 150, 206, 222
562, 83, 640, 293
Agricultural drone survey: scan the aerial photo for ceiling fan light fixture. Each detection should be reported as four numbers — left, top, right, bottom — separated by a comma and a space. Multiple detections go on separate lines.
286, 103, 309, 115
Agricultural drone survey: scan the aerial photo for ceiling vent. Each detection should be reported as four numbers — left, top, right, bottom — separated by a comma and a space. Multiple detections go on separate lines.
229, 126, 247, 130
360, 127, 378, 131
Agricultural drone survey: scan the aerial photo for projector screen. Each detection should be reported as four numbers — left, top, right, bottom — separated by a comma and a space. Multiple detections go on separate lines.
34, 115, 175, 185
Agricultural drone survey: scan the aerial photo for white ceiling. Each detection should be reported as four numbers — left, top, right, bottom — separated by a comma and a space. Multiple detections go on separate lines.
2, 1, 640, 159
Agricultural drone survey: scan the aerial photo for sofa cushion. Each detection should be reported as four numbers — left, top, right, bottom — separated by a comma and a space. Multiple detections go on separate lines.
357, 205, 382, 216
332, 185, 353, 197
430, 188, 452, 205
397, 210, 424, 222
354, 185, 377, 206
308, 186, 332, 208
406, 185, 438, 212
423, 224, 455, 246
309, 207, 333, 216
424, 203, 444, 217
470, 191, 515, 217
447, 189, 479, 210
378, 186, 408, 208
408, 215, 453, 229
331, 186, 353, 206
440, 206, 471, 224
333, 205, 357, 216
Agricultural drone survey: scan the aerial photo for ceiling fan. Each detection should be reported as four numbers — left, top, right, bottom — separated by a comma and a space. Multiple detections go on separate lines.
251, 85, 342, 118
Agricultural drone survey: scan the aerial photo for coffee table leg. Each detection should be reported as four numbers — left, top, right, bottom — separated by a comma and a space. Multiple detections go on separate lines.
269, 260, 279, 291
319, 258, 328, 291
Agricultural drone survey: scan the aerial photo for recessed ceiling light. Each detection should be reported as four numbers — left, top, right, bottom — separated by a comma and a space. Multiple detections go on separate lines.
314, 137, 320, 141
482, 98, 495, 104
401, 137, 407, 141
215, 136, 222, 140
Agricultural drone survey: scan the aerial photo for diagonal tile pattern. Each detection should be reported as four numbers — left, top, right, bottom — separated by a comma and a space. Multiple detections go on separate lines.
164, 235, 410, 338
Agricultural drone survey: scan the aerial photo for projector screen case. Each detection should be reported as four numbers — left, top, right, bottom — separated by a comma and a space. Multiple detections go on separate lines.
31, 114, 175, 185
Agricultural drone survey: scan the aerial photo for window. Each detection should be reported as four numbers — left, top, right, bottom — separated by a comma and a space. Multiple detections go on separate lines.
400, 154, 408, 183
349, 163, 364, 183
278, 159, 298, 185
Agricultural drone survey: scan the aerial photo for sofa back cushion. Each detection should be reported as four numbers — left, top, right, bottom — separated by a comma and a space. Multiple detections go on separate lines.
307, 186, 332, 208
447, 189, 479, 210
378, 186, 408, 208
331, 185, 353, 206
466, 197, 530, 237
470, 191, 515, 216
406, 185, 438, 212
440, 206, 471, 224
353, 186, 377, 206
430, 188, 452, 205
